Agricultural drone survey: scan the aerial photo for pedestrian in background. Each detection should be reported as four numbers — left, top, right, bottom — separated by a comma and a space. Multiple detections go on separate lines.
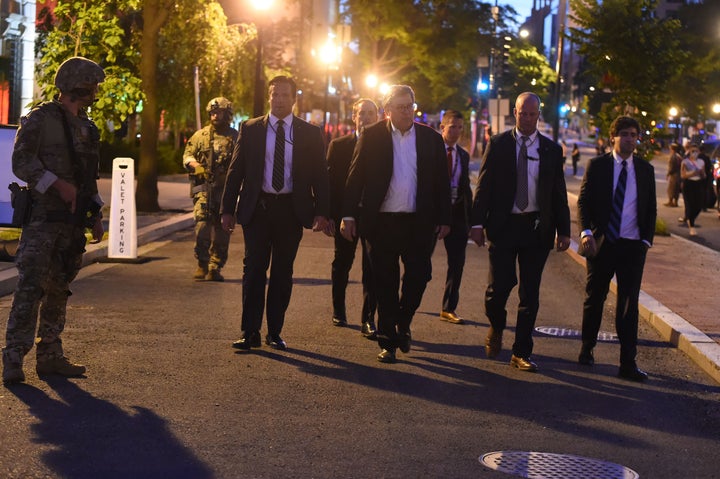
437, 110, 472, 325
577, 116, 657, 382
341, 84, 451, 364
221, 76, 330, 351
664, 143, 682, 207
470, 92, 571, 373
680, 143, 706, 236
571, 143, 581, 176
327, 98, 378, 339
183, 97, 238, 281
2, 57, 105, 384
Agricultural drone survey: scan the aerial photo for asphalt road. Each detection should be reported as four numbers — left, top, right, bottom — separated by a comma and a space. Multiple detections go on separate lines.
1, 226, 718, 478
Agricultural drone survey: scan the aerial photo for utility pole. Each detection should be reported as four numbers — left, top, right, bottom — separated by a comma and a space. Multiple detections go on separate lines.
552, 0, 567, 143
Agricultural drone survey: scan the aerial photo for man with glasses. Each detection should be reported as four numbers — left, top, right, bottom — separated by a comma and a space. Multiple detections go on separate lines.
341, 85, 452, 363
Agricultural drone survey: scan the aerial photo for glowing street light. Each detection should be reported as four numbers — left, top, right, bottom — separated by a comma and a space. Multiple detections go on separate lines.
317, 37, 341, 132
251, 0, 274, 117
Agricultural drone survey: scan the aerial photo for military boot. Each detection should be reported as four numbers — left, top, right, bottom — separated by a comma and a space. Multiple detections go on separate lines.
36, 357, 86, 377
205, 267, 224, 282
193, 262, 208, 280
2, 350, 25, 384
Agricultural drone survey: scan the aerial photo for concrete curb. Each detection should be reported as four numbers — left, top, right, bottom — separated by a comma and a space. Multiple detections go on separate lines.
566, 240, 720, 384
0, 212, 194, 298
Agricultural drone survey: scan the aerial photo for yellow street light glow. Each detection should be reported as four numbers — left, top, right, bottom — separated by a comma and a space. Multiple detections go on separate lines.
251, 0, 272, 11
318, 38, 340, 66
713, 103, 720, 114
669, 106, 678, 117
366, 74, 378, 89
519, 29, 529, 39
379, 83, 390, 95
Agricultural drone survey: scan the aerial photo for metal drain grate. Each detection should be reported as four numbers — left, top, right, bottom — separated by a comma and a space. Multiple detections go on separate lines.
535, 326, 618, 342
479, 451, 639, 478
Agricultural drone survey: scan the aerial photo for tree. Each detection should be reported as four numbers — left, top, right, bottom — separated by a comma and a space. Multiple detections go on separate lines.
36, 0, 256, 211
505, 41, 555, 103
568, 0, 685, 138
341, 0, 503, 111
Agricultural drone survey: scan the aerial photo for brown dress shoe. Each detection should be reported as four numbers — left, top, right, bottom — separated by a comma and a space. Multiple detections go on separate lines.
510, 354, 538, 372
485, 328, 502, 358
440, 311, 465, 324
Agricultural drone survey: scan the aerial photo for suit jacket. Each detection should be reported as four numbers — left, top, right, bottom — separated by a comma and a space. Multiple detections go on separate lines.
342, 120, 452, 238
471, 129, 571, 249
221, 115, 329, 229
577, 153, 656, 245
327, 133, 357, 223
453, 144, 473, 232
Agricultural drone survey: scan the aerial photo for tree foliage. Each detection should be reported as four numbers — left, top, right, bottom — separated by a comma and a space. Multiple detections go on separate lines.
342, 0, 509, 112
568, 0, 685, 136
505, 41, 555, 102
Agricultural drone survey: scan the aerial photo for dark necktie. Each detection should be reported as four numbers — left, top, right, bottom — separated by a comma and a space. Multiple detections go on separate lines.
606, 160, 627, 243
272, 120, 285, 192
516, 136, 529, 211
447, 146, 453, 178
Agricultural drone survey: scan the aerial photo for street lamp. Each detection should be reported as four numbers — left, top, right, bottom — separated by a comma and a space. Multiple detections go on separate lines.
251, 0, 273, 118
318, 37, 341, 134
669, 106, 679, 143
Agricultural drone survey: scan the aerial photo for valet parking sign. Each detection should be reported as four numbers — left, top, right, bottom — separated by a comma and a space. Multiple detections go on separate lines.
108, 157, 137, 259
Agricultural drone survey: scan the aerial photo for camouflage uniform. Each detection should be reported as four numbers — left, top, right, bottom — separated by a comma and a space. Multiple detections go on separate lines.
2, 56, 104, 384
183, 98, 238, 280
2, 101, 101, 372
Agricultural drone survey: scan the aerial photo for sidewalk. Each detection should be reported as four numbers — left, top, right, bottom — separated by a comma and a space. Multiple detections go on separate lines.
0, 174, 718, 384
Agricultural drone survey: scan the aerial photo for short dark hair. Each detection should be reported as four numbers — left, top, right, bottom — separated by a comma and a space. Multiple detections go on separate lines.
609, 116, 640, 137
268, 75, 297, 99
352, 98, 378, 115
441, 109, 463, 126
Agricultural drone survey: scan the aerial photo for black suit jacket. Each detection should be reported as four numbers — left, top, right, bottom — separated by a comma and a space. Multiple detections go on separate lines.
453, 144, 473, 231
327, 133, 357, 223
578, 153, 656, 245
221, 115, 329, 229
471, 129, 571, 249
342, 120, 452, 238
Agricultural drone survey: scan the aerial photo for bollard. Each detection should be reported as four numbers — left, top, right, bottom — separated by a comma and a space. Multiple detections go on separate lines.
108, 157, 137, 259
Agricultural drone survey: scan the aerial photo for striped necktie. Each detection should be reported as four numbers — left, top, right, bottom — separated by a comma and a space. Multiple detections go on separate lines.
606, 160, 627, 243
272, 120, 285, 192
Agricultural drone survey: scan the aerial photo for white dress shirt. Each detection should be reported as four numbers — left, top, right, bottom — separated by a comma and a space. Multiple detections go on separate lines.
263, 113, 294, 194
379, 122, 417, 213
512, 128, 540, 214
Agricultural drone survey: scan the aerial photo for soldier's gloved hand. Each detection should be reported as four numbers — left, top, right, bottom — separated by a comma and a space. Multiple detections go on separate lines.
192, 165, 205, 175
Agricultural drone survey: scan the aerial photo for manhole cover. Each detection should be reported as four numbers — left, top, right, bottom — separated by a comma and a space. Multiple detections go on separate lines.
480, 451, 639, 478
535, 326, 618, 342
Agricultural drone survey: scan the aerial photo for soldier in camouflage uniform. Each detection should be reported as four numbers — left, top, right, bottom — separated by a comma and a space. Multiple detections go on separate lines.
183, 97, 238, 281
2, 57, 105, 384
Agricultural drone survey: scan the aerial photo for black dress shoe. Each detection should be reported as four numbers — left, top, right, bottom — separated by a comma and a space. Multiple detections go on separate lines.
266, 335, 287, 350
578, 348, 595, 366
510, 354, 538, 372
361, 321, 377, 339
332, 316, 348, 327
377, 349, 396, 363
232, 331, 261, 350
398, 332, 411, 353
618, 366, 648, 382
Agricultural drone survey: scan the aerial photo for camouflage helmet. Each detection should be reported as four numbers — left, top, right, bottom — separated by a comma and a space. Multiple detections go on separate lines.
206, 97, 233, 115
54, 56, 105, 93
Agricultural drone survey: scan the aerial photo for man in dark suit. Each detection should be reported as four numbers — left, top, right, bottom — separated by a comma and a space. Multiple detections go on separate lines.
221, 75, 330, 351
437, 110, 473, 325
328, 98, 379, 338
577, 116, 656, 382
341, 85, 452, 363
470, 92, 571, 372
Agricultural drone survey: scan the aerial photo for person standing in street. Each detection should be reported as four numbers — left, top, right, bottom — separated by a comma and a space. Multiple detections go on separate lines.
2, 56, 105, 384
221, 76, 330, 351
665, 143, 682, 207
437, 110, 472, 325
183, 97, 238, 281
341, 85, 451, 363
679, 143, 706, 236
327, 98, 378, 339
577, 116, 657, 382
470, 92, 571, 373
571, 143, 581, 177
